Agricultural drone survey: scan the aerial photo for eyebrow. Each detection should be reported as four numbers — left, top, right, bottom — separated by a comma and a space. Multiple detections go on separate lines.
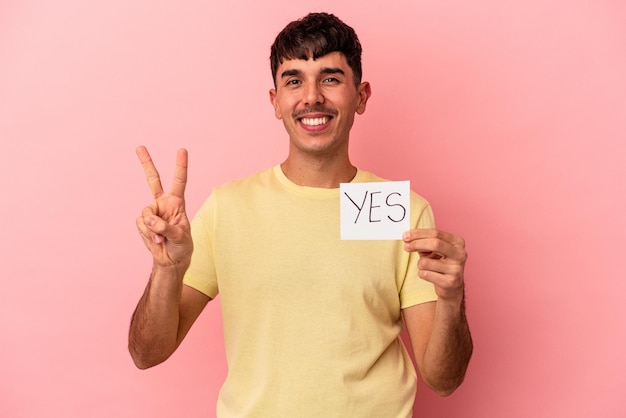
280, 69, 302, 78
280, 67, 346, 79
320, 67, 345, 76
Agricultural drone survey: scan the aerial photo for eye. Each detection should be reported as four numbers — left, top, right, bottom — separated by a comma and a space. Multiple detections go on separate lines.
323, 77, 340, 83
286, 79, 301, 86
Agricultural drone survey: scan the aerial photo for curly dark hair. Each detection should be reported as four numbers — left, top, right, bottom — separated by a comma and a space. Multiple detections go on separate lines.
270, 13, 363, 88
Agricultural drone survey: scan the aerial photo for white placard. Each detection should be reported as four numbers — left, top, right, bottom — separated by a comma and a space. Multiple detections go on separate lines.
340, 181, 410, 240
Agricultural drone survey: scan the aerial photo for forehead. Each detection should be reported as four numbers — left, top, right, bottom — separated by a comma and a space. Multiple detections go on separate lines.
277, 51, 352, 76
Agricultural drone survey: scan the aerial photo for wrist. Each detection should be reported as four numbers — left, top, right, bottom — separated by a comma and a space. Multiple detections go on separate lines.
151, 260, 190, 282
436, 286, 467, 315
436, 283, 465, 304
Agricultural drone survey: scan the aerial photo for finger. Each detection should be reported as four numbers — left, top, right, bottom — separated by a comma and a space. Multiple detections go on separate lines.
403, 228, 465, 247
404, 232, 467, 262
418, 251, 445, 260
141, 206, 182, 244
417, 268, 464, 298
138, 207, 165, 244
405, 236, 455, 258
136, 146, 164, 198
136, 215, 164, 246
170, 148, 188, 198
418, 244, 467, 264
418, 256, 464, 275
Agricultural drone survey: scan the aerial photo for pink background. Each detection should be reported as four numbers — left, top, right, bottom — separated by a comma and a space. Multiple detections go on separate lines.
1, 1, 625, 417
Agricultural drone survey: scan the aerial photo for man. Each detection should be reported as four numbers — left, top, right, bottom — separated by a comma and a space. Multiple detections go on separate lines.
129, 12, 472, 417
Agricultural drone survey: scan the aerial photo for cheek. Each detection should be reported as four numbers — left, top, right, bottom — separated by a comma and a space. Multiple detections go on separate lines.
272, 96, 295, 120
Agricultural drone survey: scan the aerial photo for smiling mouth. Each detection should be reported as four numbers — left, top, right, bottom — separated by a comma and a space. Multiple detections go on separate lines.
300, 117, 330, 126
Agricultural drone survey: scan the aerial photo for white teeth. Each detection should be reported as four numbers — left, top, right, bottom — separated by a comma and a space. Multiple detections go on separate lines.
301, 117, 329, 126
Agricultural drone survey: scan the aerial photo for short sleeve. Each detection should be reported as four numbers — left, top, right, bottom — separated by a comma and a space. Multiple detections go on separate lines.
183, 193, 219, 298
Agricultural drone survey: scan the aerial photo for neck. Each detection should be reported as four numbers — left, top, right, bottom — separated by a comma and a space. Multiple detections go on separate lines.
280, 155, 357, 188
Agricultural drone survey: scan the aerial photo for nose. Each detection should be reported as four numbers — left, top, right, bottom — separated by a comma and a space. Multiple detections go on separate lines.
303, 82, 324, 106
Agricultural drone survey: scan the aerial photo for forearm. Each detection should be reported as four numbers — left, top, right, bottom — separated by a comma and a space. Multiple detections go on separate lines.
421, 296, 473, 396
128, 263, 188, 369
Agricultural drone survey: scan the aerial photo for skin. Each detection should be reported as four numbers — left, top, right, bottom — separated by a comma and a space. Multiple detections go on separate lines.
269, 51, 371, 188
129, 147, 209, 368
129, 52, 472, 395
402, 229, 473, 395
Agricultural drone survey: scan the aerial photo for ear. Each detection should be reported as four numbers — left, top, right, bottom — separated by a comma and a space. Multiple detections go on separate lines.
356, 82, 372, 115
269, 88, 282, 120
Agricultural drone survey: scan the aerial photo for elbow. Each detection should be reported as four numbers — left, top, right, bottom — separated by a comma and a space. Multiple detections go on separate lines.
128, 344, 169, 370
433, 382, 462, 397
437, 389, 456, 397
129, 350, 154, 370
435, 389, 455, 398
424, 376, 465, 397
128, 330, 177, 370
131, 357, 156, 370
422, 357, 471, 397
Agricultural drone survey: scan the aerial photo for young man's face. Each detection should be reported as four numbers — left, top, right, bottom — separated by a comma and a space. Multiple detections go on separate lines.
269, 51, 371, 158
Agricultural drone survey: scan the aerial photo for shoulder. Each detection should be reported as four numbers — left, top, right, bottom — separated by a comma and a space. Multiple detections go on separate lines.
217, 166, 274, 191
209, 166, 278, 202
194, 167, 275, 215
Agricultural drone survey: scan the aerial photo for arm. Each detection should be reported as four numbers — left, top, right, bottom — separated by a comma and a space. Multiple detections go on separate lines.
128, 146, 210, 369
401, 228, 473, 396
129, 270, 210, 369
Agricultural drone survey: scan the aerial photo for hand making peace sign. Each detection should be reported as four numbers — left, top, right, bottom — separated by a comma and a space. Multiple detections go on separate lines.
135, 146, 193, 268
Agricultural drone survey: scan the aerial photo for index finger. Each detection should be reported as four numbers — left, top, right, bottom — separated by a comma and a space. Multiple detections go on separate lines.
136, 146, 164, 198
170, 148, 188, 198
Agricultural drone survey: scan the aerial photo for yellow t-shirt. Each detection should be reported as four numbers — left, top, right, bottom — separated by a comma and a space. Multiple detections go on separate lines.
184, 166, 438, 418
